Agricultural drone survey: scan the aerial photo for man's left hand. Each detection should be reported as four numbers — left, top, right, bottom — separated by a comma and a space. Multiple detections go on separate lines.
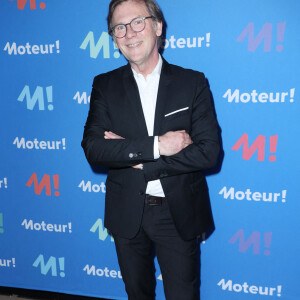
104, 131, 124, 139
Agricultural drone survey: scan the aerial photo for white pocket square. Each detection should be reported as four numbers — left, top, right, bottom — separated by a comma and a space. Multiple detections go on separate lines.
165, 107, 189, 117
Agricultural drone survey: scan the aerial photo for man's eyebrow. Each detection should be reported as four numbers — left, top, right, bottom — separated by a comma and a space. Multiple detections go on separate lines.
113, 15, 144, 25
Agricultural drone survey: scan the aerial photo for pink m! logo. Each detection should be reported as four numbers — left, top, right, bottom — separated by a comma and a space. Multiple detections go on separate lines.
232, 134, 278, 162
237, 22, 286, 52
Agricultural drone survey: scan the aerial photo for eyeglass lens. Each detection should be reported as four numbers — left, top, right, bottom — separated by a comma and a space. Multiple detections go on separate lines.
113, 17, 147, 38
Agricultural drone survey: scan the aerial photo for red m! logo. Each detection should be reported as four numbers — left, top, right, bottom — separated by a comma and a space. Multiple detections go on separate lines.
26, 173, 60, 196
10, 0, 46, 10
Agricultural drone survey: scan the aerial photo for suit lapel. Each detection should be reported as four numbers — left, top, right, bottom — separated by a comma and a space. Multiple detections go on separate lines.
122, 64, 148, 135
122, 59, 172, 137
153, 59, 172, 136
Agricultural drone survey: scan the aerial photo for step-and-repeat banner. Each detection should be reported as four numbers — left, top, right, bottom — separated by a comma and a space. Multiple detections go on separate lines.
1, 0, 299, 299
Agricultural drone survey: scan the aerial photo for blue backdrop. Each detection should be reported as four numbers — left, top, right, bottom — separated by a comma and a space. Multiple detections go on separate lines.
0, 0, 299, 299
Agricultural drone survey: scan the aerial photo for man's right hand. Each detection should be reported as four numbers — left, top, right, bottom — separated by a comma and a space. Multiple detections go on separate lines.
158, 130, 193, 156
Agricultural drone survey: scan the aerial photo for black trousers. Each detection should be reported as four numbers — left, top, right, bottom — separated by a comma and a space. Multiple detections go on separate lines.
113, 198, 200, 300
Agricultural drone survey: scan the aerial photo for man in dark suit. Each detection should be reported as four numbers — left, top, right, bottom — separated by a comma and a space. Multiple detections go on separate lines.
82, 0, 219, 299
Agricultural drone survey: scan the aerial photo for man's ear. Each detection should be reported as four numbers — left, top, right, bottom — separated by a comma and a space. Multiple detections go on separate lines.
155, 21, 163, 37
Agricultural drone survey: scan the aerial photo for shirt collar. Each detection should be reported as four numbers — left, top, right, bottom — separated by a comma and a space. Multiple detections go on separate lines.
132, 54, 163, 80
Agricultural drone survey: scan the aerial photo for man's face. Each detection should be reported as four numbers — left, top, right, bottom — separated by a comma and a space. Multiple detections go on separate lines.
112, 0, 162, 69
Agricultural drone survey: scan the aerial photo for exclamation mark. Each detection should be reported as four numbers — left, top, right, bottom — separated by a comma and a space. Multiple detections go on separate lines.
46, 86, 53, 111
269, 135, 278, 162
4, 177, 7, 188
206, 33, 211, 47
56, 40, 60, 53
68, 222, 72, 233
290, 88, 295, 103
62, 138, 66, 150
113, 42, 120, 59
281, 190, 287, 203
263, 232, 272, 255
0, 213, 4, 234
58, 257, 65, 277
276, 22, 286, 52
277, 285, 282, 297
53, 175, 60, 196
12, 258, 16, 268
40, 1, 46, 9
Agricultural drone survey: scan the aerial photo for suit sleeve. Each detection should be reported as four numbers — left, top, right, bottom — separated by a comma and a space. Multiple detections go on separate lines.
143, 73, 220, 181
81, 77, 155, 168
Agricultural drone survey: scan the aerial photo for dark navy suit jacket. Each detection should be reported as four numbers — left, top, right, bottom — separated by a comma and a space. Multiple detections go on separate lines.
82, 58, 219, 240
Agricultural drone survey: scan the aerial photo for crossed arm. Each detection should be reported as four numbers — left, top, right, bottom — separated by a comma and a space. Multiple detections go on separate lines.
104, 130, 193, 169
82, 72, 219, 178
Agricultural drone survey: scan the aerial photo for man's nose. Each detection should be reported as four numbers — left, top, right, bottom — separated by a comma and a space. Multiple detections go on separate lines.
125, 24, 137, 38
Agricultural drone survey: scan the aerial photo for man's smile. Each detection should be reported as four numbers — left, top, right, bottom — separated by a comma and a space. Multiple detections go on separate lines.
127, 41, 143, 48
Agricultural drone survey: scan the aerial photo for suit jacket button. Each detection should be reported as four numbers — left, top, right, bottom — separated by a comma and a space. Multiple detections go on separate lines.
129, 153, 133, 158
138, 152, 142, 156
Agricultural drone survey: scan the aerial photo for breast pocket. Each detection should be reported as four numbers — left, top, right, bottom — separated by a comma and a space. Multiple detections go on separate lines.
163, 108, 191, 131
164, 107, 189, 119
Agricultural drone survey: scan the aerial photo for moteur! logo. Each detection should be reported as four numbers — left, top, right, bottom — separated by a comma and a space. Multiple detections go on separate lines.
161, 33, 211, 49
33, 255, 65, 277
13, 137, 66, 150
17, 85, 53, 111
219, 186, 287, 204
22, 219, 72, 233
237, 22, 286, 52
4, 41, 60, 56
218, 279, 282, 297
10, 0, 46, 10
78, 180, 106, 193
229, 229, 272, 255
232, 134, 278, 162
26, 173, 60, 196
223, 88, 295, 104
73, 91, 90, 104
83, 264, 122, 279
0, 258, 16, 268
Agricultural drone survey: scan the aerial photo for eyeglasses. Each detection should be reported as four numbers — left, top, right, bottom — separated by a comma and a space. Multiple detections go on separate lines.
110, 16, 153, 39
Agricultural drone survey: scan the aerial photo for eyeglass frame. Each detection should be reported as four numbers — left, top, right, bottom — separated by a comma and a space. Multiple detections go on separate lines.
110, 16, 154, 39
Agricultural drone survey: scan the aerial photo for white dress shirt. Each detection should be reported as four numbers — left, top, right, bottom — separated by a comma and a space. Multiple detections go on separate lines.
132, 55, 165, 197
